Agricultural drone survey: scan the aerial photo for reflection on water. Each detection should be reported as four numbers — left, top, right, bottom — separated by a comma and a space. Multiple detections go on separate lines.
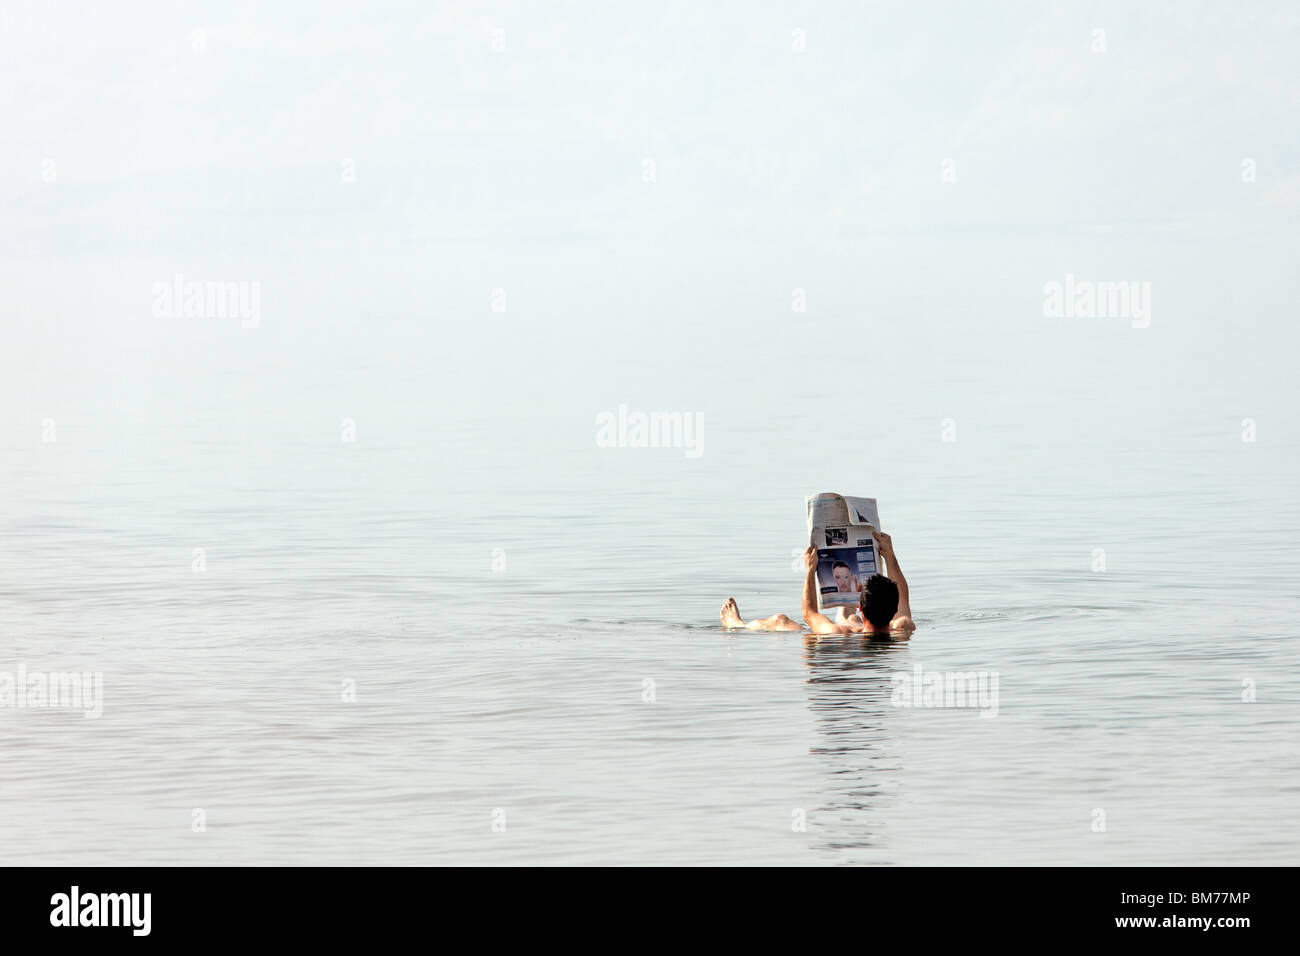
802, 636, 908, 863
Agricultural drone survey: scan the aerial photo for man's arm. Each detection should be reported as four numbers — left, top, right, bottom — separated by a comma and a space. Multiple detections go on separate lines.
875, 531, 914, 629
801, 546, 850, 635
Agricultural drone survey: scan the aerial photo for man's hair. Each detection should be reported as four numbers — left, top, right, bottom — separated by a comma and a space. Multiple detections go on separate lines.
859, 574, 899, 628
831, 560, 850, 571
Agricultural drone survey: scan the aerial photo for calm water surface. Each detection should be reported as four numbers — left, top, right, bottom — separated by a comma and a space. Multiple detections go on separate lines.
1, 240, 1297, 864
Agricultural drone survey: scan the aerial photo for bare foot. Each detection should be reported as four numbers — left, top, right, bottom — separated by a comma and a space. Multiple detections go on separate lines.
720, 597, 744, 628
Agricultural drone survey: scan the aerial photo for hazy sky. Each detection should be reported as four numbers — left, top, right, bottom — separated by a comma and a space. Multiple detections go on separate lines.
2, 1, 1297, 461
3, 0, 1297, 255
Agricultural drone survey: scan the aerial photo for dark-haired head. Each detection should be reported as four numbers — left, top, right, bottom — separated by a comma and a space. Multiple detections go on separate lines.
859, 574, 899, 629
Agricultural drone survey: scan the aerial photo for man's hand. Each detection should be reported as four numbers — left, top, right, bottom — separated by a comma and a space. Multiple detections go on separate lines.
874, 531, 894, 560
803, 545, 819, 571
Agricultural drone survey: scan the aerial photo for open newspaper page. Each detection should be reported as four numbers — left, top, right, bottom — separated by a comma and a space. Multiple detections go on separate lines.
805, 493, 882, 613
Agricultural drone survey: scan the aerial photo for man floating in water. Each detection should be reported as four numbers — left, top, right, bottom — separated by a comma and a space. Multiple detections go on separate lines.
720, 531, 914, 636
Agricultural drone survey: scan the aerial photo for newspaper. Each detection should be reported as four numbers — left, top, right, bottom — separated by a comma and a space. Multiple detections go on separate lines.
805, 492, 882, 613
